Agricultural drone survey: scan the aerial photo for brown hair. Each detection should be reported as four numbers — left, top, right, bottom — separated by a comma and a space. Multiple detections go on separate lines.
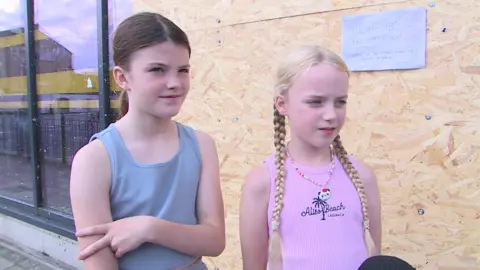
112, 12, 191, 119
269, 45, 375, 268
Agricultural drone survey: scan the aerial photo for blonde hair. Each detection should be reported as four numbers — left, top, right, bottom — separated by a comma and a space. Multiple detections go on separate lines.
269, 45, 375, 268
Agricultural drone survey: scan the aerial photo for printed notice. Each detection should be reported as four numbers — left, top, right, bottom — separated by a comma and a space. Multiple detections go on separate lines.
341, 7, 427, 71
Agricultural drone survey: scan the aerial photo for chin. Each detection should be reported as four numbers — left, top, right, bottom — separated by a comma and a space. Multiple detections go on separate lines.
159, 112, 181, 119
150, 101, 181, 116
313, 142, 334, 149
168, 108, 183, 118
310, 137, 336, 149
149, 108, 180, 119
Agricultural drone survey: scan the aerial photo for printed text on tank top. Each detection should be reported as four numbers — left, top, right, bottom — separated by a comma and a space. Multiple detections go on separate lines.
286, 145, 349, 221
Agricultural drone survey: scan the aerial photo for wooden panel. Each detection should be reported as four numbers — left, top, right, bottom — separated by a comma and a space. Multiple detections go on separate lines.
127, 0, 480, 269
133, 0, 407, 30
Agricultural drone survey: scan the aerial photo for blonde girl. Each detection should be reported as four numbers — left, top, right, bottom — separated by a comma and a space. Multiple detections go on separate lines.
240, 45, 381, 270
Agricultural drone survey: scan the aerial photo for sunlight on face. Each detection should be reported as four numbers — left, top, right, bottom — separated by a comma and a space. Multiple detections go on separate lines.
284, 63, 349, 147
122, 41, 191, 119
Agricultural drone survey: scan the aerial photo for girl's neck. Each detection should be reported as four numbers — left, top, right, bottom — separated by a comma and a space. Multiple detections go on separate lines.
116, 109, 175, 141
287, 138, 332, 168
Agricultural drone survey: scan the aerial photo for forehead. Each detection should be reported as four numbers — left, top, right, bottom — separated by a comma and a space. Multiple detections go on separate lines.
130, 41, 190, 67
289, 63, 349, 97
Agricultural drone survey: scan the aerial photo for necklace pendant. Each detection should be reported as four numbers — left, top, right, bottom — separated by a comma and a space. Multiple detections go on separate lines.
318, 188, 331, 201
288, 144, 337, 193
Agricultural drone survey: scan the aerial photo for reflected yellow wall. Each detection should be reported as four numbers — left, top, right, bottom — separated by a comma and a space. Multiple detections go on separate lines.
0, 72, 100, 95
0, 70, 121, 109
0, 28, 49, 48
0, 100, 119, 109
0, 27, 121, 110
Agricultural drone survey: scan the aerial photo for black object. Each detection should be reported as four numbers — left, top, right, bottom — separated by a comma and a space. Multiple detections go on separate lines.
358, 255, 416, 270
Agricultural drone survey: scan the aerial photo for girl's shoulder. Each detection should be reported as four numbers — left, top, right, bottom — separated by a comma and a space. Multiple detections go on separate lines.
178, 124, 218, 164
346, 155, 377, 187
175, 121, 214, 146
242, 152, 277, 198
243, 162, 271, 199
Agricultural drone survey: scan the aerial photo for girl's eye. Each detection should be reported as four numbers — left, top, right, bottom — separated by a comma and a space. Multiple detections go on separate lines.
307, 100, 323, 105
150, 67, 164, 72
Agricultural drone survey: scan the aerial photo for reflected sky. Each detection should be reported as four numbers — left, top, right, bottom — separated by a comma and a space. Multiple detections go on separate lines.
0, 0, 132, 71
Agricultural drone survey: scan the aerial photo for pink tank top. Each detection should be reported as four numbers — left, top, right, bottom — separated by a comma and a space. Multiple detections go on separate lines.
264, 153, 368, 270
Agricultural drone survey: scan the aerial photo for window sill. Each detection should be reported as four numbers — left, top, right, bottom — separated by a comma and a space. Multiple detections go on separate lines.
0, 197, 76, 241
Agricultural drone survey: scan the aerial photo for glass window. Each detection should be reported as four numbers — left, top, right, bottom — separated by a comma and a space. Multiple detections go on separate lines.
35, 0, 100, 214
109, 0, 132, 119
0, 1, 34, 204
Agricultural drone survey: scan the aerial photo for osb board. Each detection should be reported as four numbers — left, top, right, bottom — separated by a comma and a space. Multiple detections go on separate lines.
133, 0, 406, 31
132, 0, 480, 269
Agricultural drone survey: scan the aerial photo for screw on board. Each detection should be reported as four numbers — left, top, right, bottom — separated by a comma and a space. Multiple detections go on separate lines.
418, 209, 425, 215
216, 18, 221, 23
429, 2, 435, 7
425, 114, 432, 120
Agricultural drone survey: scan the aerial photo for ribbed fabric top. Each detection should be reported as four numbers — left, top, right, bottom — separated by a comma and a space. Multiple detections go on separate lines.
264, 153, 368, 270
89, 122, 205, 270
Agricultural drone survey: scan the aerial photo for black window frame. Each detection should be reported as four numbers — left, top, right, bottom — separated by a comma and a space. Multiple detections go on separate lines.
0, 0, 112, 240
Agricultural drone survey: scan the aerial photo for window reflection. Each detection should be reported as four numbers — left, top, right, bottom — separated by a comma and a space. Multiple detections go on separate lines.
35, 0, 100, 214
109, 0, 132, 119
0, 0, 134, 212
0, 2, 34, 204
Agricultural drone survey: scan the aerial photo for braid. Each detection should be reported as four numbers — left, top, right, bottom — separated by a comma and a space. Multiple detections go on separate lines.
332, 135, 376, 256
269, 105, 286, 269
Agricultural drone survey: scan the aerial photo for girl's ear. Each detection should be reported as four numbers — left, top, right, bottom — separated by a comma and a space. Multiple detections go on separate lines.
274, 95, 288, 116
112, 66, 130, 91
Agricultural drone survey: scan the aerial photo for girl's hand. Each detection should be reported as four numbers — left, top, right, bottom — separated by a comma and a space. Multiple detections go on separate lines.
76, 216, 153, 260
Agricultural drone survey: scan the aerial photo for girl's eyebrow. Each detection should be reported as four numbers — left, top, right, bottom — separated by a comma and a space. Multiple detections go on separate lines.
147, 62, 190, 69
306, 94, 349, 99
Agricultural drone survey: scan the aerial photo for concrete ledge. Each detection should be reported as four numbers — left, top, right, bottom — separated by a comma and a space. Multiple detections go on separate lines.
0, 213, 83, 269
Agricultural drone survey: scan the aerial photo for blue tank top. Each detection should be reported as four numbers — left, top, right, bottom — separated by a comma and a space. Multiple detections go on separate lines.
89, 122, 206, 270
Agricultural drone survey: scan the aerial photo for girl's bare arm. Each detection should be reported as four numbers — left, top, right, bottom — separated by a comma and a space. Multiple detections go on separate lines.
240, 163, 271, 270
70, 139, 118, 270
356, 159, 382, 254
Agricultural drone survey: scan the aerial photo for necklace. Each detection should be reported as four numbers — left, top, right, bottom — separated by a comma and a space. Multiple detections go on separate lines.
287, 145, 336, 201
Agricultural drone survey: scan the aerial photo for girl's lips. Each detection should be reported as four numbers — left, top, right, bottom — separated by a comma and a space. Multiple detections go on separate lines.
319, 127, 336, 135
159, 95, 182, 99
